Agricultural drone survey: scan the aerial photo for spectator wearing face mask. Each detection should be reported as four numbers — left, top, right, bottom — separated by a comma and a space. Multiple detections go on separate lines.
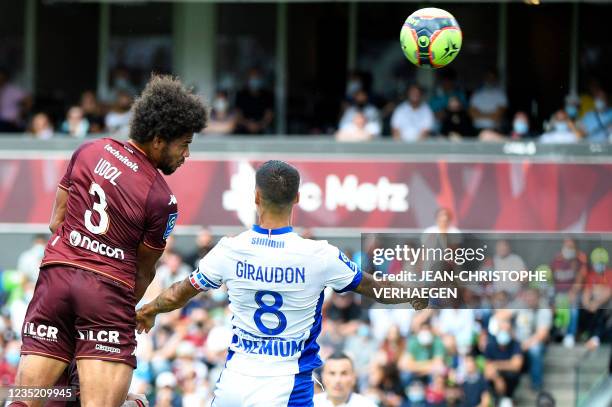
565, 94, 580, 122
205, 91, 236, 135
479, 111, 536, 142
539, 109, 581, 143
399, 322, 446, 384
483, 320, 523, 402
401, 379, 425, 407
550, 238, 588, 348
440, 95, 475, 139
338, 90, 381, 137
391, 84, 434, 142
581, 247, 611, 351
511, 111, 535, 139
235, 68, 274, 134
578, 88, 612, 143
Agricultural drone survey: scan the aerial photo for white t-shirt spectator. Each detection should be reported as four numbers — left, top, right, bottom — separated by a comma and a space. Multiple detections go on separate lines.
368, 308, 414, 342
435, 309, 476, 346
17, 243, 45, 282
492, 253, 526, 295
314, 392, 377, 407
514, 308, 553, 343
335, 123, 374, 142
470, 86, 508, 130
539, 128, 579, 144
339, 105, 381, 137
391, 102, 434, 142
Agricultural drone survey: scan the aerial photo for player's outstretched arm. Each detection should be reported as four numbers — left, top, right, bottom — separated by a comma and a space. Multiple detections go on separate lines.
136, 277, 199, 333
354, 272, 429, 310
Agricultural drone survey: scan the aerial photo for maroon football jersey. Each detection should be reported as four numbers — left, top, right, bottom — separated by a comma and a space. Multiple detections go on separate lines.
42, 138, 178, 289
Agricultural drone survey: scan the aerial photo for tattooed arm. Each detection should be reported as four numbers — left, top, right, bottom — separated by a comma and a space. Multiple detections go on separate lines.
136, 278, 199, 333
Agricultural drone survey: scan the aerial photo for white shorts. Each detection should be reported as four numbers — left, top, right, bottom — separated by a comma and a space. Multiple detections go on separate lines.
211, 368, 314, 407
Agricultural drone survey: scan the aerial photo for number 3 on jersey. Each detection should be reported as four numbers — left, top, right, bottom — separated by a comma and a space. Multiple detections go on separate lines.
254, 291, 287, 336
84, 182, 110, 234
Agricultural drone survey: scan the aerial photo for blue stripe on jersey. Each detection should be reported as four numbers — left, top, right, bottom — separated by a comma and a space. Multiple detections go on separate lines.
226, 348, 235, 363
196, 269, 221, 289
287, 372, 314, 407
252, 224, 294, 235
335, 268, 363, 293
296, 291, 324, 373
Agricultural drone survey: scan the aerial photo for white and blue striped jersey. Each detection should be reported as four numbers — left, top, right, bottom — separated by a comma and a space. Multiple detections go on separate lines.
189, 225, 362, 376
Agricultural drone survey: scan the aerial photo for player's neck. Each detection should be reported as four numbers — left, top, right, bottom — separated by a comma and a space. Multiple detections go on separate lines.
258, 218, 291, 230
257, 211, 292, 230
128, 139, 155, 162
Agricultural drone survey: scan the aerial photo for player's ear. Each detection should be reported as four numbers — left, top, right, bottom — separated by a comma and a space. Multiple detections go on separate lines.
151, 135, 166, 150
254, 189, 261, 205
294, 192, 300, 205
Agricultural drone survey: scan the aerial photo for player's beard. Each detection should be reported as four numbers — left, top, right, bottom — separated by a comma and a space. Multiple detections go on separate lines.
158, 145, 183, 175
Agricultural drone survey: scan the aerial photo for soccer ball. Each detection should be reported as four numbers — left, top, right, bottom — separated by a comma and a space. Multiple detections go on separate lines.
400, 8, 462, 69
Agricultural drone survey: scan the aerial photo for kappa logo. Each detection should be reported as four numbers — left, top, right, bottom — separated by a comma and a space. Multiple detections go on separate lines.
168, 195, 178, 205
95, 344, 121, 354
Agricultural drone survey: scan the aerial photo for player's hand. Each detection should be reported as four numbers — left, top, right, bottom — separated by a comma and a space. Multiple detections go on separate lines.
135, 307, 156, 334
410, 297, 429, 311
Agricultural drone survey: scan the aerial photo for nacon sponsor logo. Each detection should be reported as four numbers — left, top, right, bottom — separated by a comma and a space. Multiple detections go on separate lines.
69, 230, 125, 260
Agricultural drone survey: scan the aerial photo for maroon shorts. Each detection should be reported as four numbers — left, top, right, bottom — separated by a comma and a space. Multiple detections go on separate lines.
21, 266, 137, 369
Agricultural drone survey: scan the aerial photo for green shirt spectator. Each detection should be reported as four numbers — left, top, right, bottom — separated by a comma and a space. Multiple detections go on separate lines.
399, 322, 446, 380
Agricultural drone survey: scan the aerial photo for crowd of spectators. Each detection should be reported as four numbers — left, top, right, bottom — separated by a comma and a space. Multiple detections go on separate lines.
1, 65, 610, 143
0, 220, 609, 406
334, 69, 611, 144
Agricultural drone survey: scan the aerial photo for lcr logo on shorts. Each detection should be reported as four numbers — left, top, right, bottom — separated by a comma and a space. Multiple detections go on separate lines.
23, 322, 59, 342
77, 329, 120, 344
